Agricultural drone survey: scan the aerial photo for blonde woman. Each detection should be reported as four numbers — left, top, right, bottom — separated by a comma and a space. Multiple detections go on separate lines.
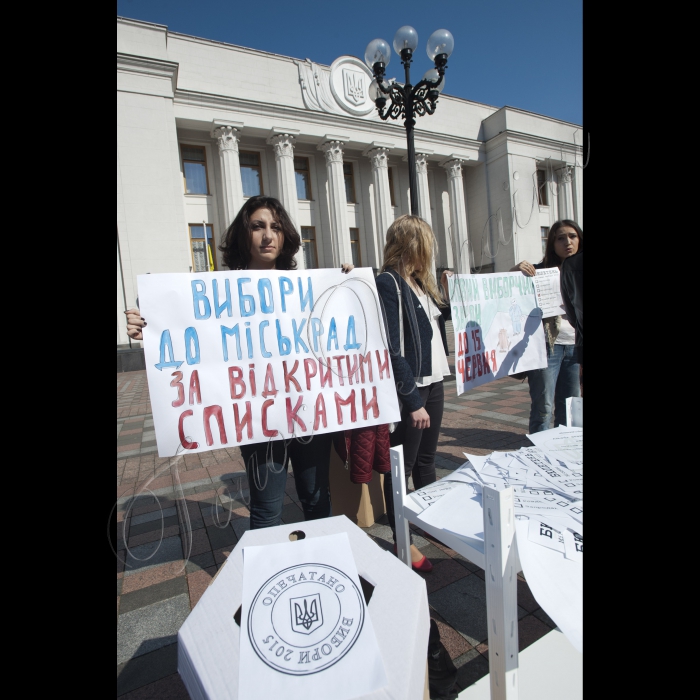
376, 215, 451, 572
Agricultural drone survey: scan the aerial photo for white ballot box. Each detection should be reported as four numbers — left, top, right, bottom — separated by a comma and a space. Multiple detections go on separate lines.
178, 515, 430, 700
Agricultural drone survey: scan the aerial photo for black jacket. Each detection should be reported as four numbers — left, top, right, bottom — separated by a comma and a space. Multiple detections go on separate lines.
560, 253, 583, 364
376, 270, 448, 413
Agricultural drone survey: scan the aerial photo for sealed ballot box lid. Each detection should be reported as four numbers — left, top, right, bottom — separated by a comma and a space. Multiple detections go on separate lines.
178, 515, 430, 700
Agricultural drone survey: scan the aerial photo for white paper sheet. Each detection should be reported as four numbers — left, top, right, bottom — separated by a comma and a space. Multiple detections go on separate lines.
515, 518, 583, 653
409, 481, 457, 511
416, 482, 484, 543
532, 268, 566, 318
528, 519, 565, 553
526, 427, 583, 465
562, 528, 583, 563
238, 533, 387, 700
462, 452, 490, 472
440, 462, 485, 487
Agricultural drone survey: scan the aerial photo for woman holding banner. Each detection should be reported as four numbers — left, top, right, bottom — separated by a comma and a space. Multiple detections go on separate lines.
376, 215, 451, 572
510, 219, 583, 432
125, 195, 354, 530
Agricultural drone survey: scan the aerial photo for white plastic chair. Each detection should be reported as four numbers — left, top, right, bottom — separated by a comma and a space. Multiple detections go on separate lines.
389, 446, 582, 700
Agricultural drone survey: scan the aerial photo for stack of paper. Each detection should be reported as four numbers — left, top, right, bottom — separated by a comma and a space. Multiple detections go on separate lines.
410, 426, 583, 652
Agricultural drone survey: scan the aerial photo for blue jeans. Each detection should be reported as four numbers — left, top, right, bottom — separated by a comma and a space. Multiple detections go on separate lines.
527, 344, 580, 433
240, 433, 333, 529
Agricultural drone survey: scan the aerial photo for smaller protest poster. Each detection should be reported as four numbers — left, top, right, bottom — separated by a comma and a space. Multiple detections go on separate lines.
239, 533, 387, 700
532, 267, 566, 318
448, 272, 547, 394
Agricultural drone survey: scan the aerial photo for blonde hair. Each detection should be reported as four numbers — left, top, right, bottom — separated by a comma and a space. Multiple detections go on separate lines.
380, 214, 445, 306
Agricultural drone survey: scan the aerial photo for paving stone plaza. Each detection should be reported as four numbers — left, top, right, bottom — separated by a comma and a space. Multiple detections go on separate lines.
116, 325, 558, 698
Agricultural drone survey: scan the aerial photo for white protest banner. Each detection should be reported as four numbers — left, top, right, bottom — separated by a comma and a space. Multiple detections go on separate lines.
532, 267, 566, 318
138, 268, 401, 457
448, 272, 547, 394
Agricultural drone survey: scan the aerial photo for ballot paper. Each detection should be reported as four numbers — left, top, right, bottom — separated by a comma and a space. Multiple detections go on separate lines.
515, 518, 582, 653
533, 268, 566, 318
481, 460, 528, 486
238, 533, 387, 700
563, 528, 583, 562
518, 453, 583, 500
417, 482, 485, 544
516, 446, 582, 478
526, 426, 583, 465
410, 481, 457, 511
442, 462, 485, 487
528, 519, 565, 553
425, 437, 583, 552
513, 493, 575, 519
462, 452, 491, 473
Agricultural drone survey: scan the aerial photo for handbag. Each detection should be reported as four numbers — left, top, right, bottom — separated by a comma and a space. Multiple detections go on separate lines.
379, 271, 405, 432
380, 271, 405, 357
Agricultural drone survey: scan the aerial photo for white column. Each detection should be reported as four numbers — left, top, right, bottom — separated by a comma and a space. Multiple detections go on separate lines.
572, 165, 583, 228
442, 158, 470, 274
318, 140, 353, 266
268, 133, 305, 269
414, 153, 433, 229
367, 146, 393, 267
557, 165, 574, 221
211, 125, 244, 229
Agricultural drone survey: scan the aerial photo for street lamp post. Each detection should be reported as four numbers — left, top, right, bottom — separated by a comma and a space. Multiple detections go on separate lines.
365, 27, 454, 215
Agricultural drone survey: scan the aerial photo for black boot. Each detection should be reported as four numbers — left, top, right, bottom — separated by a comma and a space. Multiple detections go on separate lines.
428, 619, 459, 700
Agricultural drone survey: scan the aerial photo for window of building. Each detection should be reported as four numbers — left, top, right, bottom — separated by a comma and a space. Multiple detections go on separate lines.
388, 167, 396, 206
537, 169, 548, 206
295, 157, 312, 200
301, 227, 318, 269
189, 224, 216, 272
240, 151, 263, 198
350, 228, 362, 267
343, 162, 356, 203
541, 226, 549, 256
181, 145, 209, 195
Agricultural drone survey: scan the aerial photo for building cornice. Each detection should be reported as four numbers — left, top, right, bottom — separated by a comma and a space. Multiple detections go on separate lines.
173, 89, 483, 161
117, 16, 168, 31
499, 105, 582, 130
118, 18, 582, 126
117, 53, 179, 94
485, 129, 583, 157
118, 19, 501, 115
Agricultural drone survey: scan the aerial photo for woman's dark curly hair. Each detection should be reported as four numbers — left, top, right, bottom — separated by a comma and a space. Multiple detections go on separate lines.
219, 196, 301, 270
542, 219, 583, 268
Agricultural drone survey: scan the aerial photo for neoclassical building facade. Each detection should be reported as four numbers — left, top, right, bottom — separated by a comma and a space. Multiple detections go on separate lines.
117, 17, 583, 347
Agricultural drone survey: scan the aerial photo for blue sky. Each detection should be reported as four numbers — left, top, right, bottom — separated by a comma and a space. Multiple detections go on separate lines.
117, 0, 582, 124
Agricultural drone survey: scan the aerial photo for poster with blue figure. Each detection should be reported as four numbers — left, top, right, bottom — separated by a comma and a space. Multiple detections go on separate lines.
448, 272, 547, 394
138, 268, 401, 457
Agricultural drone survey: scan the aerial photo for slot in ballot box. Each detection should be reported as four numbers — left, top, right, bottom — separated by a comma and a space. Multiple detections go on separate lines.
178, 515, 430, 700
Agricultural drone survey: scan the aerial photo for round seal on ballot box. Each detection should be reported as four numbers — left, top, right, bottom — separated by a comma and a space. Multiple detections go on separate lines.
248, 563, 365, 675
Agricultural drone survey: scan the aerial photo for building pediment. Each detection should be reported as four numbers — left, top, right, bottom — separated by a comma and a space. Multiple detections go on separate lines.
296, 56, 378, 119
